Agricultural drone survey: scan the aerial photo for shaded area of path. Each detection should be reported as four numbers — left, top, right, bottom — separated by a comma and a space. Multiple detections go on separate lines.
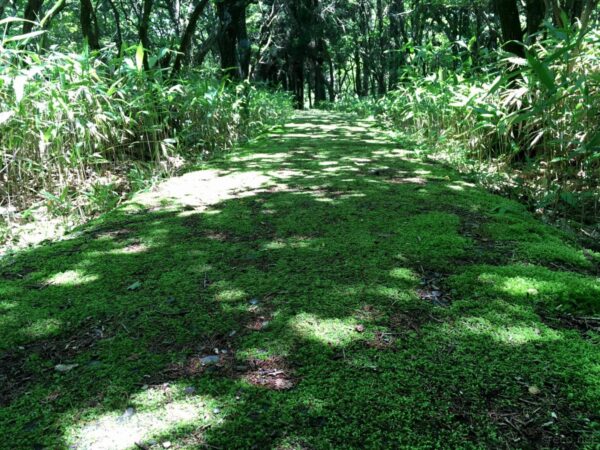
1, 111, 599, 449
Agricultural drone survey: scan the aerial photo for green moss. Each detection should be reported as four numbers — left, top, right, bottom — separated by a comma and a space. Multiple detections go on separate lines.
1, 112, 598, 449
449, 263, 600, 314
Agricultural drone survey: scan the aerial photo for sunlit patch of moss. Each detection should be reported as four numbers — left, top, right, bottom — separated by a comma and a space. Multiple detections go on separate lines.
389, 267, 418, 282
22, 318, 61, 339
517, 240, 594, 269
291, 313, 360, 345
65, 395, 218, 450
47, 270, 98, 286
366, 285, 416, 305
263, 236, 316, 250
450, 316, 561, 345
215, 288, 247, 302
449, 264, 600, 314
0, 300, 16, 311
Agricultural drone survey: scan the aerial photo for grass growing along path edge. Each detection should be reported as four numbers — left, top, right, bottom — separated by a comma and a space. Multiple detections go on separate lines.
1, 111, 599, 449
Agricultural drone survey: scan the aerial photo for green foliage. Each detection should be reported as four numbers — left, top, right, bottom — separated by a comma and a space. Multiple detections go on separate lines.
0, 39, 293, 224
334, 25, 600, 222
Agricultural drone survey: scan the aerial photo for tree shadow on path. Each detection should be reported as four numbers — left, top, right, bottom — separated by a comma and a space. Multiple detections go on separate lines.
1, 111, 599, 449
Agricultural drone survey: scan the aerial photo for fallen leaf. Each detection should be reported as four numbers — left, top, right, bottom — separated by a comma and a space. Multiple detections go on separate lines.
54, 364, 79, 373
127, 281, 142, 291
528, 385, 540, 395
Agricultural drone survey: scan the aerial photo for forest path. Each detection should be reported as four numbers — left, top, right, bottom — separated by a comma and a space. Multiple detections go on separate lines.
2, 111, 599, 449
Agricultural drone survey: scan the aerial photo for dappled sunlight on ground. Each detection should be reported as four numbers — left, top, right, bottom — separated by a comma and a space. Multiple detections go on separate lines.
1, 111, 598, 449
67, 390, 218, 450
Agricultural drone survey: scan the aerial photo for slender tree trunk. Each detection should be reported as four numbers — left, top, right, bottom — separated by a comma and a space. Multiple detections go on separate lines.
376, 0, 386, 95
313, 59, 326, 104
40, 0, 66, 29
362, 54, 370, 96
496, 0, 525, 57
172, 0, 210, 75
567, 0, 585, 21
38, 0, 67, 48
138, 0, 153, 68
81, 0, 101, 50
327, 56, 335, 101
217, 0, 240, 79
354, 49, 362, 96
236, 3, 250, 79
525, 0, 546, 38
388, 0, 406, 89
106, 0, 123, 55
289, 58, 304, 108
23, 0, 44, 33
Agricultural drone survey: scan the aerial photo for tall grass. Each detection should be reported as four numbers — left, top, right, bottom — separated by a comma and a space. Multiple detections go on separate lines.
335, 25, 600, 223
0, 40, 292, 220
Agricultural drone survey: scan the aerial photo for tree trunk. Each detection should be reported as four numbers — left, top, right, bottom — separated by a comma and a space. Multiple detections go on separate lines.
236, 3, 250, 79
290, 59, 304, 108
496, 0, 525, 57
362, 54, 370, 96
23, 0, 44, 33
138, 0, 153, 68
172, 0, 210, 75
106, 0, 123, 55
327, 56, 335, 101
314, 59, 326, 105
217, 0, 241, 79
376, 0, 386, 95
525, 0, 546, 37
388, 0, 406, 89
39, 0, 66, 29
354, 49, 362, 96
80, 0, 101, 50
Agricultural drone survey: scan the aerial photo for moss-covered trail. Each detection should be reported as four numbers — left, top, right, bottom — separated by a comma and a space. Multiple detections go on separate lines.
1, 111, 599, 449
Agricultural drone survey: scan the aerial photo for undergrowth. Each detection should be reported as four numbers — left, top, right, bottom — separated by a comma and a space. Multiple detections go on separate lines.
0, 37, 293, 249
331, 23, 600, 228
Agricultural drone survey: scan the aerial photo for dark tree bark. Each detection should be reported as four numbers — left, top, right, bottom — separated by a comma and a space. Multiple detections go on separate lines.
313, 57, 326, 104
236, 4, 250, 79
388, 0, 406, 89
253, 1, 280, 81
23, 0, 44, 33
358, 0, 370, 95
567, 0, 585, 21
217, 0, 247, 79
525, 0, 546, 37
106, 0, 123, 55
354, 49, 363, 96
375, 0, 386, 95
172, 0, 210, 75
81, 0, 101, 50
496, 0, 525, 57
138, 0, 153, 67
362, 52, 370, 96
290, 58, 304, 108
327, 55, 335, 101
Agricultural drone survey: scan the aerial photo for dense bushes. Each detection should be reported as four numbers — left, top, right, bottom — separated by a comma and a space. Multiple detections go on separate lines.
0, 42, 292, 219
334, 25, 600, 223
